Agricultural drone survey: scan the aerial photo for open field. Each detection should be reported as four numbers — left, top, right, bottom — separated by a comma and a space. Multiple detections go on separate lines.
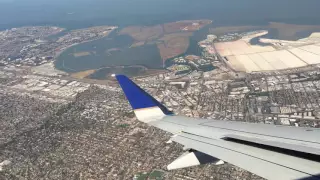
73, 51, 91, 57
120, 20, 212, 42
71, 69, 96, 79
159, 32, 193, 41
164, 20, 212, 33
119, 25, 163, 42
157, 32, 192, 61
216, 31, 320, 72
119, 20, 212, 63
157, 37, 189, 61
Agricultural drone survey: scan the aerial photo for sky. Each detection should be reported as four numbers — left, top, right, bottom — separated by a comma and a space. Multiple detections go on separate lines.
1, 0, 320, 29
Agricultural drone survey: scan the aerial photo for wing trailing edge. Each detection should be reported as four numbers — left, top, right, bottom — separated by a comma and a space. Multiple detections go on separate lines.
115, 75, 320, 179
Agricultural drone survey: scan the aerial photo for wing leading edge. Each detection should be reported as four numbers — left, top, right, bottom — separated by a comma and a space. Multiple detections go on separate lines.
115, 75, 320, 180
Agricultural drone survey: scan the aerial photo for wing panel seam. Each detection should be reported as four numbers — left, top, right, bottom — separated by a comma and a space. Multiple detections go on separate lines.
178, 134, 317, 177
199, 123, 320, 144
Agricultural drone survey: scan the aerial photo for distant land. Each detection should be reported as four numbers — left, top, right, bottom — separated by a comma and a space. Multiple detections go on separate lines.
53, 21, 320, 80
2, 0, 320, 80
210, 22, 320, 40
119, 20, 212, 63
55, 20, 212, 78
2, 0, 320, 30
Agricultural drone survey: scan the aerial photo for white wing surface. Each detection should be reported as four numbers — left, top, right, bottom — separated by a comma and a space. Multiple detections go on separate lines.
115, 75, 320, 180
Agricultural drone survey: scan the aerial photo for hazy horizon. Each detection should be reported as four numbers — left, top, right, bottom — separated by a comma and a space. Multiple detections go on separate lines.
1, 0, 320, 30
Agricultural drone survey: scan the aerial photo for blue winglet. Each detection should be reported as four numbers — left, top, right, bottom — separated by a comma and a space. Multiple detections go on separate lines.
115, 75, 173, 115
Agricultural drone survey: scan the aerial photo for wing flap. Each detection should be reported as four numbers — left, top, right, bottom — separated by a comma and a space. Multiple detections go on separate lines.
114, 75, 320, 179
172, 132, 320, 180
158, 116, 320, 156
224, 134, 320, 156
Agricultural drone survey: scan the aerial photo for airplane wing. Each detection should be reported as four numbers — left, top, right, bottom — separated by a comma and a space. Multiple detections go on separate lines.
115, 75, 320, 180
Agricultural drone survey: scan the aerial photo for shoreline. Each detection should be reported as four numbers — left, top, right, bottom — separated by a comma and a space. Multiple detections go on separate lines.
53, 21, 320, 78
53, 27, 119, 72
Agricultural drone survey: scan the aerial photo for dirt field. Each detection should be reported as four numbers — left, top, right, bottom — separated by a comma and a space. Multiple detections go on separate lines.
71, 69, 96, 79
119, 20, 212, 63
73, 51, 91, 57
164, 20, 212, 33
157, 33, 192, 61
210, 23, 320, 73
215, 32, 320, 72
119, 25, 163, 42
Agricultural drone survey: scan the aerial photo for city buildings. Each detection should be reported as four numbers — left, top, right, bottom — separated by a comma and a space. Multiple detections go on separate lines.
1, 25, 320, 179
